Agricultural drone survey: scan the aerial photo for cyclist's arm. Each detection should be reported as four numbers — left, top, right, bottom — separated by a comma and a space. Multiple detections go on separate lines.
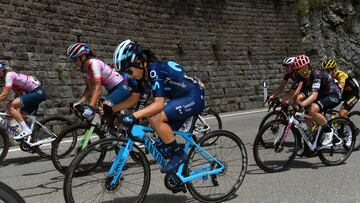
270, 80, 287, 98
300, 91, 318, 107
89, 80, 101, 107
81, 78, 92, 103
133, 97, 164, 119
281, 89, 295, 103
0, 86, 11, 101
112, 93, 140, 112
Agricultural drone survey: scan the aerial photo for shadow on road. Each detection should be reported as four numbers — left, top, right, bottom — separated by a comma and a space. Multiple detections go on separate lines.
0, 155, 48, 167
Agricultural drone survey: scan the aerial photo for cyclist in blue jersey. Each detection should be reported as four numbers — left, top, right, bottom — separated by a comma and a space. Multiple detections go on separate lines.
293, 55, 341, 146
113, 40, 205, 173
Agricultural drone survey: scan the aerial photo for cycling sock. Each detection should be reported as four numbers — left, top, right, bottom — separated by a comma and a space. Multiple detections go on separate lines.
323, 124, 332, 133
19, 121, 30, 131
164, 140, 183, 156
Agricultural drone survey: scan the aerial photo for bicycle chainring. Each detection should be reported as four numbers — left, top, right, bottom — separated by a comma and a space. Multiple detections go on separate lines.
164, 174, 186, 194
19, 141, 33, 152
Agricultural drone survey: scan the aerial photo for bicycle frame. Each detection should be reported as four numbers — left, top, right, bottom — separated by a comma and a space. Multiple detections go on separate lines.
108, 124, 225, 186
279, 112, 343, 152
0, 112, 56, 147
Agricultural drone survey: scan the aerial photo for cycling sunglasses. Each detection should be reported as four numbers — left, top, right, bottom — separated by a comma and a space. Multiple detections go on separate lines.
297, 66, 310, 78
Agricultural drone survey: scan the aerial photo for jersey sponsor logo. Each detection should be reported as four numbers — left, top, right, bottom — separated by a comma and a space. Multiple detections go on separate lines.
175, 106, 183, 114
150, 70, 157, 78
152, 81, 160, 90
167, 61, 182, 72
312, 83, 320, 89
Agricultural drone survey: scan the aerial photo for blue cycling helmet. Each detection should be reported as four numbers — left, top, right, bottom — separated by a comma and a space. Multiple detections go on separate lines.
0, 60, 9, 70
113, 39, 143, 72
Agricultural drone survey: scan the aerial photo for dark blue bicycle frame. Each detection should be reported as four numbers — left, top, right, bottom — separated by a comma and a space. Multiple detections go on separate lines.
108, 124, 225, 186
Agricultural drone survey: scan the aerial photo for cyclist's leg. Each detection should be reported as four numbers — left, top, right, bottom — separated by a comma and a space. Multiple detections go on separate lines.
149, 89, 205, 173
9, 87, 47, 139
339, 91, 359, 117
309, 93, 341, 145
104, 81, 131, 107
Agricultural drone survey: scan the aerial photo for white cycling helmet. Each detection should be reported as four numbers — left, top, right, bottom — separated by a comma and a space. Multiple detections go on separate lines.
113, 39, 143, 72
282, 57, 295, 67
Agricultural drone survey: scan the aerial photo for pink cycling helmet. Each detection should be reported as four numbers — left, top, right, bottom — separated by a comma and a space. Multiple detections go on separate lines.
293, 55, 310, 70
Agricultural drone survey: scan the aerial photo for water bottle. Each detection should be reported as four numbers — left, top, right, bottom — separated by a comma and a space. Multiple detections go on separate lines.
299, 122, 311, 136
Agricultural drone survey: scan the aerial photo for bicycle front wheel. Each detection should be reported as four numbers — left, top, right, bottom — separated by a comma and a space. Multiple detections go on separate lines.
63, 138, 150, 203
185, 130, 247, 203
348, 111, 360, 150
33, 115, 72, 159
318, 117, 356, 166
0, 181, 25, 203
51, 123, 105, 174
258, 110, 287, 132
253, 119, 298, 173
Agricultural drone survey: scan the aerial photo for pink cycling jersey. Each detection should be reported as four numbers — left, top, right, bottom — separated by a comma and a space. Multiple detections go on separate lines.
5, 71, 41, 92
84, 59, 123, 90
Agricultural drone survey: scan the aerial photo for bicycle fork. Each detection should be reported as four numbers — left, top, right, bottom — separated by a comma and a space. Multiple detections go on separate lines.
108, 139, 133, 187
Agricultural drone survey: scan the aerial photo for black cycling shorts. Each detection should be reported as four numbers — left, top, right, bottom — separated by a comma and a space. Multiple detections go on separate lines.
342, 90, 360, 111
315, 92, 341, 112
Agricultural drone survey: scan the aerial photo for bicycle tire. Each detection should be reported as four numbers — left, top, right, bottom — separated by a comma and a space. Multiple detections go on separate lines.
32, 115, 72, 159
190, 108, 222, 144
185, 130, 247, 202
347, 110, 360, 150
318, 117, 356, 166
0, 182, 25, 203
253, 119, 298, 173
63, 138, 150, 203
258, 110, 287, 132
51, 123, 106, 174
0, 129, 9, 163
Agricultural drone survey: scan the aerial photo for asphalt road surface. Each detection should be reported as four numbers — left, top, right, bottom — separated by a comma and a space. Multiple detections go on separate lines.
1, 105, 360, 203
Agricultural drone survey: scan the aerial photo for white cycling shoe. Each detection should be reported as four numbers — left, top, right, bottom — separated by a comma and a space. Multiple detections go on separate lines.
13, 129, 32, 140
322, 129, 334, 146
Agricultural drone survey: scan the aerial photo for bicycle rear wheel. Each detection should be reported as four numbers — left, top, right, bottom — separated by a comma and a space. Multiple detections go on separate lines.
318, 117, 355, 166
253, 119, 298, 173
0, 181, 25, 203
0, 129, 9, 163
348, 111, 360, 150
51, 123, 106, 174
185, 130, 247, 202
63, 138, 150, 203
32, 115, 72, 159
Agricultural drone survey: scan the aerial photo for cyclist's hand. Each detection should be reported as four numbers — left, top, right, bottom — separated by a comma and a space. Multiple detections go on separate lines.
83, 106, 95, 120
119, 113, 137, 128
292, 103, 304, 112
267, 95, 274, 104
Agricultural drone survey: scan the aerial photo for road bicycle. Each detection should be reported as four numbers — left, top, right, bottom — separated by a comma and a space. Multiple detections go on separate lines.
0, 107, 72, 162
253, 108, 355, 173
0, 181, 25, 203
51, 103, 112, 174
63, 122, 248, 202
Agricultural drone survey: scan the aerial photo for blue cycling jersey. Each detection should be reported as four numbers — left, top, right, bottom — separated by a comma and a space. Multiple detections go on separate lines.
149, 61, 204, 99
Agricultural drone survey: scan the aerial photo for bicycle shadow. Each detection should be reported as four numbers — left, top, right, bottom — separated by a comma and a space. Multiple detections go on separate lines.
0, 155, 49, 167
101, 193, 239, 203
